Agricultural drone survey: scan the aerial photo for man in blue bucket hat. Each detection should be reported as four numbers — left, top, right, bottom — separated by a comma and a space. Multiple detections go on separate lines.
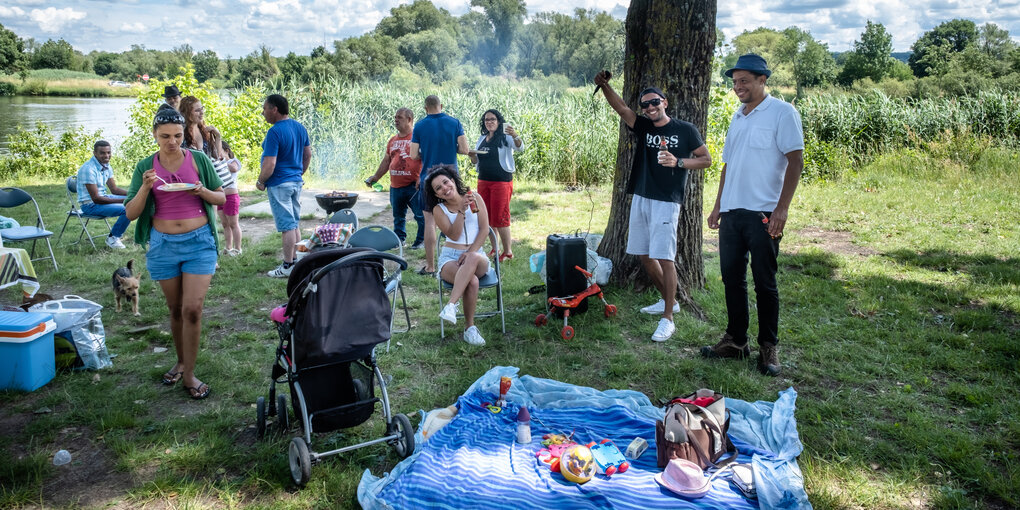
702, 54, 804, 376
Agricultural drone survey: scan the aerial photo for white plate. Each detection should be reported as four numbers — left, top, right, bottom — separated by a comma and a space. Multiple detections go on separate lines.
158, 183, 197, 192
473, 148, 489, 155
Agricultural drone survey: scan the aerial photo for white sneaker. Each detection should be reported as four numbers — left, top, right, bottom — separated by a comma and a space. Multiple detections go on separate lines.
651, 318, 675, 342
439, 302, 458, 324
106, 236, 126, 249
464, 325, 486, 346
267, 263, 293, 278
640, 299, 681, 315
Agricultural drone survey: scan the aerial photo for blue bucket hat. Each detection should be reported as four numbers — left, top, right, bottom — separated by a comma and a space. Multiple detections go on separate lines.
725, 54, 772, 78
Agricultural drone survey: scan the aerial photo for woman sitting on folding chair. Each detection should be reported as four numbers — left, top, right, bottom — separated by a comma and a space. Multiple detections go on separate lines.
426, 165, 490, 346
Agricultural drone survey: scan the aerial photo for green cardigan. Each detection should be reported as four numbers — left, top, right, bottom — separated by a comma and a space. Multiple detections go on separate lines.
126, 149, 224, 251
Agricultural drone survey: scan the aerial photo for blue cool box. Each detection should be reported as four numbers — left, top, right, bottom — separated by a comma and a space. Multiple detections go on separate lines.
0, 311, 56, 392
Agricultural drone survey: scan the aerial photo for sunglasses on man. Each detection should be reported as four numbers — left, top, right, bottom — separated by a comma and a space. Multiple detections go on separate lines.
639, 98, 663, 108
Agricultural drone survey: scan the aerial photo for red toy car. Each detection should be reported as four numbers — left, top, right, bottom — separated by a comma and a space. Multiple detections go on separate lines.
535, 265, 617, 340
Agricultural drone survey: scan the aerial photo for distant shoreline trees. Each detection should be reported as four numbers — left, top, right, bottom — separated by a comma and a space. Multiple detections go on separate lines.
1, 5, 1018, 99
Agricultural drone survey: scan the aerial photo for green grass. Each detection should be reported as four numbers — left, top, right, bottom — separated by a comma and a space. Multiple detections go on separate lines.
0, 146, 1018, 508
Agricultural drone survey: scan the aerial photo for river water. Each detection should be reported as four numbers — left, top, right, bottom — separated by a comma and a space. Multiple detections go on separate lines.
0, 96, 135, 154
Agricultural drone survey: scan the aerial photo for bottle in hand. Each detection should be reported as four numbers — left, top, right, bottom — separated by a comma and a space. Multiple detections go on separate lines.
657, 139, 669, 165
467, 189, 478, 213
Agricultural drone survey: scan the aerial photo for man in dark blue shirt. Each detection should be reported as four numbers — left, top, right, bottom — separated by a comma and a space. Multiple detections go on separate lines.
409, 95, 470, 275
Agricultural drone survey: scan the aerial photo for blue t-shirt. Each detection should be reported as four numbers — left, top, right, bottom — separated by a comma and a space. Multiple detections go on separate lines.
261, 118, 310, 186
410, 112, 464, 179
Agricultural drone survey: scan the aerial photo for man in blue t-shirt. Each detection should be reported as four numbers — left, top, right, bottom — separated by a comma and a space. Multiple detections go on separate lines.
409, 94, 470, 275
257, 94, 311, 278
595, 72, 712, 343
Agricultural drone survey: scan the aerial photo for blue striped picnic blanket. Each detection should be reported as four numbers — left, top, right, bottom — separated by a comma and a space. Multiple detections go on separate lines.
359, 367, 810, 509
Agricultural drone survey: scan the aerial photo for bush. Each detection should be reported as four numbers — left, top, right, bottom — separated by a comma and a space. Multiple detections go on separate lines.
20, 79, 47, 95
0, 81, 15, 96
0, 124, 101, 182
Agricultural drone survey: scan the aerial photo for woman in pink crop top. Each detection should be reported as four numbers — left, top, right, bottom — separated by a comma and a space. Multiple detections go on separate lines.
425, 165, 491, 347
125, 104, 225, 400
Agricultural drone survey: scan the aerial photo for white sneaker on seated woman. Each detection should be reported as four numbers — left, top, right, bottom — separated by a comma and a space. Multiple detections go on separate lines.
426, 165, 490, 346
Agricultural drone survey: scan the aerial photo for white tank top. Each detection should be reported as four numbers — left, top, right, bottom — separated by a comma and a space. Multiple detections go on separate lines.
438, 202, 479, 245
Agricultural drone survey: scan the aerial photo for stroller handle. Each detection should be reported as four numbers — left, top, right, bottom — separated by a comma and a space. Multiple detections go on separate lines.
308, 250, 408, 288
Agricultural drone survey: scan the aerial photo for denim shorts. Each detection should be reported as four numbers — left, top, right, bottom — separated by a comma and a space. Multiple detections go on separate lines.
438, 246, 484, 271
267, 180, 302, 232
146, 225, 218, 281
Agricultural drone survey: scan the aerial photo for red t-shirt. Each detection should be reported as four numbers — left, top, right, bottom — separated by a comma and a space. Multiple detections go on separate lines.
387, 132, 422, 188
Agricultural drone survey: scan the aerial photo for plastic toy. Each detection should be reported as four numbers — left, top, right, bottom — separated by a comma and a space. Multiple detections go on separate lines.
586, 439, 630, 477
559, 444, 596, 484
535, 265, 617, 340
536, 433, 577, 472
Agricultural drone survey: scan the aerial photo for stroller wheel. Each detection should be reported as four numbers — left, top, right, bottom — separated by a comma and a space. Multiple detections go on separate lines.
277, 394, 289, 434
256, 396, 267, 440
288, 437, 312, 487
390, 413, 415, 458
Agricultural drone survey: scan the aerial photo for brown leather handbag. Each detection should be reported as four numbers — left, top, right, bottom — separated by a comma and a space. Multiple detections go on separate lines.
655, 390, 737, 469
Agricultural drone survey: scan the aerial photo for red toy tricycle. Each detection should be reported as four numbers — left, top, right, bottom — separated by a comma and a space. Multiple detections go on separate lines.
535, 265, 617, 340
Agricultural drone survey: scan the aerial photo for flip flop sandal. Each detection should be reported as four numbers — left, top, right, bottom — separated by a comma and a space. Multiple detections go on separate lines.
184, 383, 211, 400
499, 253, 514, 263
161, 370, 183, 385
417, 266, 436, 277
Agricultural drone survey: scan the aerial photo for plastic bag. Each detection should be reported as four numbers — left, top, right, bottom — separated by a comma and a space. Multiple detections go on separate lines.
30, 296, 111, 370
529, 249, 611, 285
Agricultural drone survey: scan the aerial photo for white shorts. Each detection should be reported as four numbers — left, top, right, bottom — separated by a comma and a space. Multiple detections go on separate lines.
626, 195, 680, 261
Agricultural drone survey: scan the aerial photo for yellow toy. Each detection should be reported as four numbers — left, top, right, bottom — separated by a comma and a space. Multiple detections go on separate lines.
559, 444, 596, 484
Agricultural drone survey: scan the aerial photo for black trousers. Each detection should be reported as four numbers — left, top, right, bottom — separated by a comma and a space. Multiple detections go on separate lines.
719, 209, 782, 346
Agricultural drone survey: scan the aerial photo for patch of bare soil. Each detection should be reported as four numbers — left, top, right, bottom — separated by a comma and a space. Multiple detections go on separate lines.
788, 226, 877, 257
40, 425, 137, 509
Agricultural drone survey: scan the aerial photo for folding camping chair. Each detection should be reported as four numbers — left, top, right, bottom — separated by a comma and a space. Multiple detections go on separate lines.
57, 177, 113, 249
347, 226, 411, 341
0, 187, 58, 270
436, 227, 505, 338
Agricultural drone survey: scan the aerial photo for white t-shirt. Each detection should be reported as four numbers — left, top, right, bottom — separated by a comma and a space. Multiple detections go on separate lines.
720, 94, 804, 212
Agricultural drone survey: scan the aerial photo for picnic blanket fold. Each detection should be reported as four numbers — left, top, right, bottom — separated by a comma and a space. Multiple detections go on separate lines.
359, 367, 811, 510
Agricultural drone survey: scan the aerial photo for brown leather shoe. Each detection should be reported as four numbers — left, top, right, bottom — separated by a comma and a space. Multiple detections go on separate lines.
758, 342, 781, 376
701, 334, 751, 359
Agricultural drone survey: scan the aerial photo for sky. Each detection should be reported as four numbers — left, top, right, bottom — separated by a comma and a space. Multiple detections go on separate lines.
1, 0, 1018, 57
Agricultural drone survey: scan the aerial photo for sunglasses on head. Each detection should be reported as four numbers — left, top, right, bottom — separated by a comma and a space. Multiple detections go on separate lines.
640, 98, 663, 108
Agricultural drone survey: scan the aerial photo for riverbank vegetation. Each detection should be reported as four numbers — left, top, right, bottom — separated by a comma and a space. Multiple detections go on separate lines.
0, 69, 138, 98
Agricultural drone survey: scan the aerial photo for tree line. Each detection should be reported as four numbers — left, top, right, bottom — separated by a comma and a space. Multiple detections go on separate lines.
1, 4, 1018, 97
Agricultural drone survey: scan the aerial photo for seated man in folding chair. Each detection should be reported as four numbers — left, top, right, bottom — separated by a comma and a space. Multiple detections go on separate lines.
77, 140, 132, 249
426, 165, 490, 347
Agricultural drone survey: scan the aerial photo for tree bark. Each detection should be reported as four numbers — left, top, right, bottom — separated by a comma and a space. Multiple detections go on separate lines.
597, 0, 716, 317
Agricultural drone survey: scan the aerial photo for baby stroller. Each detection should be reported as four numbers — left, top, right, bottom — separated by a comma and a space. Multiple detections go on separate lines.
256, 247, 413, 487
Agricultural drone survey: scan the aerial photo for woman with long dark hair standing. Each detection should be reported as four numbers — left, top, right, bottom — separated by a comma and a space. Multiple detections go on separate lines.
468, 109, 523, 262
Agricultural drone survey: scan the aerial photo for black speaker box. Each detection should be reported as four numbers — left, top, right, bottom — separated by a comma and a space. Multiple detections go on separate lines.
546, 234, 588, 317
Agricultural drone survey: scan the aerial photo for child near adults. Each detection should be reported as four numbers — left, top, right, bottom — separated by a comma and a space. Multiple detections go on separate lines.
125, 104, 225, 400
468, 109, 524, 262
426, 165, 490, 346
209, 129, 242, 255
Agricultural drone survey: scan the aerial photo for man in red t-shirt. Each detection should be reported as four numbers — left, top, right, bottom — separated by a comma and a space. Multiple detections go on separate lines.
366, 107, 424, 247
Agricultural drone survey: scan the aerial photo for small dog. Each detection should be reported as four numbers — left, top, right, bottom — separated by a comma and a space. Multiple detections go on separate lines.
113, 259, 141, 316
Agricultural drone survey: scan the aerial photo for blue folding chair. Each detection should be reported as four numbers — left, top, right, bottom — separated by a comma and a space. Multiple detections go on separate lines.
0, 187, 58, 270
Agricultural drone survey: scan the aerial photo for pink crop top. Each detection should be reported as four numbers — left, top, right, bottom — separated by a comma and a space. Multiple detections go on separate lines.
153, 150, 206, 220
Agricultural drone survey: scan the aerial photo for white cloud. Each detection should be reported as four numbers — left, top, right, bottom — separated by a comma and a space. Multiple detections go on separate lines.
120, 22, 146, 34
0, 6, 26, 17
28, 7, 86, 33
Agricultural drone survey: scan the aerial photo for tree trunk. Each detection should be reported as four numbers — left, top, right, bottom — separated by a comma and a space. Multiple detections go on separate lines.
597, 0, 716, 317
